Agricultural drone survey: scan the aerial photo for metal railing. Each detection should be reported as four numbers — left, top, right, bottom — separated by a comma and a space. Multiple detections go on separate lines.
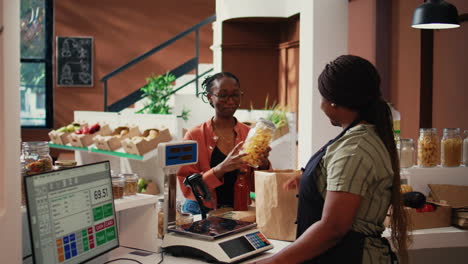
100, 14, 216, 112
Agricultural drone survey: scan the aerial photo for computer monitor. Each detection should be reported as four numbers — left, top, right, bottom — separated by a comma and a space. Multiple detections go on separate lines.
24, 161, 119, 264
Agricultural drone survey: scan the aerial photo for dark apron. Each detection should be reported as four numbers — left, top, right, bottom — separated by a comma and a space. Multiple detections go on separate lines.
296, 120, 397, 264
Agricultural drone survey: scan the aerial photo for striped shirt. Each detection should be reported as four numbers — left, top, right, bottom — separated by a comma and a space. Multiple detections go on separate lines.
316, 124, 393, 264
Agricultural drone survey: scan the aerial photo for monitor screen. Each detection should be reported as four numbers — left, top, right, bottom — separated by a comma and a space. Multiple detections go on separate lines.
24, 161, 119, 264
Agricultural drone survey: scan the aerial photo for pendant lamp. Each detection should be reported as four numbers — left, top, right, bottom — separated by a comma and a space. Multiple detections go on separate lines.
412, 0, 460, 29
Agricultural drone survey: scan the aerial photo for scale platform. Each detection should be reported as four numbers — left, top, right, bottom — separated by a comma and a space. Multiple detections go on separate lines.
168, 216, 257, 240
162, 216, 273, 263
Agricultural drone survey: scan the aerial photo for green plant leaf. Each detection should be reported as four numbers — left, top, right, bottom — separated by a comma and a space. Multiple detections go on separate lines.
137, 72, 176, 114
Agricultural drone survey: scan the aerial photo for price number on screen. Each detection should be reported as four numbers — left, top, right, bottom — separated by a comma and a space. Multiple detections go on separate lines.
94, 188, 108, 200
90, 185, 111, 204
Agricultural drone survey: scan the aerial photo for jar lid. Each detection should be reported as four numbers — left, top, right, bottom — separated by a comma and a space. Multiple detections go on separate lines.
55, 160, 77, 166
400, 138, 414, 143
22, 141, 50, 151
112, 177, 125, 183
443, 128, 460, 132
256, 117, 276, 130
119, 173, 138, 179
419, 128, 437, 133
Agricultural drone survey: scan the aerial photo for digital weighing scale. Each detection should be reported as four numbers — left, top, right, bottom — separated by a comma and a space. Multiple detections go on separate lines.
157, 141, 273, 263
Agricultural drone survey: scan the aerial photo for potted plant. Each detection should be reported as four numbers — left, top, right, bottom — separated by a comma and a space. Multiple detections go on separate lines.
136, 72, 176, 114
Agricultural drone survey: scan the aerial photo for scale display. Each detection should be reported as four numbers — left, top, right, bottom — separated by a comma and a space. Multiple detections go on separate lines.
159, 141, 198, 167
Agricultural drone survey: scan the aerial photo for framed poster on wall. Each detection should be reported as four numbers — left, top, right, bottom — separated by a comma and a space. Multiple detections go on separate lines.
56, 36, 94, 87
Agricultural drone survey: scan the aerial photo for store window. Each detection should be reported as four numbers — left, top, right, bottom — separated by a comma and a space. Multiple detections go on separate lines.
20, 0, 53, 127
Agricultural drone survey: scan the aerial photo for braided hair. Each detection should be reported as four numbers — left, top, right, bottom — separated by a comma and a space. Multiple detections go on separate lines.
200, 72, 240, 107
318, 55, 408, 263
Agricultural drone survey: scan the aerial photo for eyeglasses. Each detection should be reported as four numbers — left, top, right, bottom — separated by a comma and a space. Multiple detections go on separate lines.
211, 92, 243, 101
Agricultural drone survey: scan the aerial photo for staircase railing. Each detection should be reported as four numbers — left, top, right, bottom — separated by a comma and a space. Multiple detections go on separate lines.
100, 14, 216, 112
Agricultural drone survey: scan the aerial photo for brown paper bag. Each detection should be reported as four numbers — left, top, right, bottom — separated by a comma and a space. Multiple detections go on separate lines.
255, 169, 300, 241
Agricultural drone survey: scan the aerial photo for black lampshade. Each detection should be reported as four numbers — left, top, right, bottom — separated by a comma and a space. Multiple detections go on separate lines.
412, 0, 460, 29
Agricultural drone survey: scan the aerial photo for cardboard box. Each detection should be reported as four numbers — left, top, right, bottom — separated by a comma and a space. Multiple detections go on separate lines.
93, 126, 140, 151
68, 124, 112, 147
48, 123, 87, 145
49, 131, 72, 145
406, 203, 452, 230
121, 128, 172, 156
428, 184, 468, 229
384, 202, 452, 230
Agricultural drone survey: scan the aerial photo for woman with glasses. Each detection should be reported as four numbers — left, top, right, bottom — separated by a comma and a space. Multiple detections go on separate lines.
177, 72, 271, 214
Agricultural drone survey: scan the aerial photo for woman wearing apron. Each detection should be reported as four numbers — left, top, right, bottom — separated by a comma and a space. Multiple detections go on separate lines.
251, 55, 408, 264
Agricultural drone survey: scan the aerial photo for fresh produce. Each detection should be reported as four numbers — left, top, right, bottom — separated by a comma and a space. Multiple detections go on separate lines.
416, 203, 436, 213
75, 123, 100, 135
403, 191, 426, 209
400, 184, 413, 194
130, 129, 159, 143
56, 123, 81, 133
138, 177, 148, 193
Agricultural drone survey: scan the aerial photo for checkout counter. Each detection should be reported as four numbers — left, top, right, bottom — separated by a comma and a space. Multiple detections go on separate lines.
21, 141, 468, 264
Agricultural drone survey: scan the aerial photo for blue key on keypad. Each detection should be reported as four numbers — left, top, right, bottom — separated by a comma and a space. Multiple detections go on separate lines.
63, 236, 69, 244
70, 233, 76, 242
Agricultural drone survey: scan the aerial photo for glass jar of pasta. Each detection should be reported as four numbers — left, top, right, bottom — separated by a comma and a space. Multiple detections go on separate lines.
241, 118, 276, 168
417, 128, 439, 167
441, 128, 462, 167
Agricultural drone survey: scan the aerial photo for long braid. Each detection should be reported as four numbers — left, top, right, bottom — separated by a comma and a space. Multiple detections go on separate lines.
318, 55, 408, 262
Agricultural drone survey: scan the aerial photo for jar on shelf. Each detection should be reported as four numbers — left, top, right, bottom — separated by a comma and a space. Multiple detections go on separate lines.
463, 130, 468, 166
111, 175, 125, 199
399, 138, 415, 169
417, 128, 439, 167
21, 141, 54, 206
157, 198, 165, 239
120, 173, 138, 196
54, 160, 77, 170
441, 128, 462, 167
21, 141, 54, 175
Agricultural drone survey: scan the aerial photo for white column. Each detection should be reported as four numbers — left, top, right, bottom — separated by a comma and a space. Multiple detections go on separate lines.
0, 0, 21, 262
297, 0, 348, 166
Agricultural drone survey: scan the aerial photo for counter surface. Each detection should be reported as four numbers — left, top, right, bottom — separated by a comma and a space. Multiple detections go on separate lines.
107, 239, 291, 264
